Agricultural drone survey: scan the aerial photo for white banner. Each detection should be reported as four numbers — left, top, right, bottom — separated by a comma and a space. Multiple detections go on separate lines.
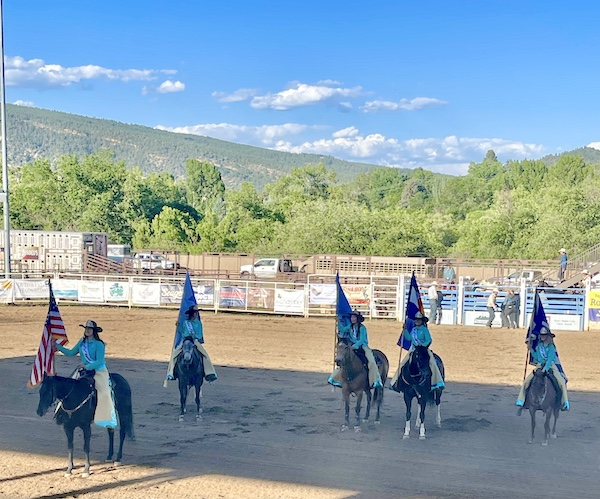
104, 281, 130, 302
525, 313, 581, 332
309, 284, 336, 305
132, 282, 161, 306
463, 310, 502, 327
196, 284, 215, 305
13, 279, 48, 299
51, 279, 79, 299
0, 280, 13, 303
274, 289, 305, 314
78, 280, 104, 303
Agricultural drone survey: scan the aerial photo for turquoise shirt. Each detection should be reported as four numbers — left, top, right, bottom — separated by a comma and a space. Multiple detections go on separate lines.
530, 342, 557, 371
409, 324, 432, 348
338, 322, 368, 349
56, 337, 107, 371
177, 317, 204, 345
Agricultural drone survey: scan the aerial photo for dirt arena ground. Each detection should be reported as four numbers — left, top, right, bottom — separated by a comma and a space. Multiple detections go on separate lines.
1, 305, 600, 499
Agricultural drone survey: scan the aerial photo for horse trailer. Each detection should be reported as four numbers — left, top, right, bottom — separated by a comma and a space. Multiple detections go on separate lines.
0, 229, 108, 273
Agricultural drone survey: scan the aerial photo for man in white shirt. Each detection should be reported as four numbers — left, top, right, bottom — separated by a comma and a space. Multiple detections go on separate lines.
428, 281, 440, 324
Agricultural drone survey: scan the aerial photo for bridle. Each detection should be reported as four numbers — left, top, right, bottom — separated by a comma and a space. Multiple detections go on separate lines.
52, 380, 96, 418
401, 349, 429, 387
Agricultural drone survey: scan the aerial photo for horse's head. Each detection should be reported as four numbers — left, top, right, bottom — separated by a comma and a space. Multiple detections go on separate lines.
37, 375, 56, 417
528, 368, 550, 407
411, 346, 431, 373
335, 338, 351, 367
181, 337, 196, 364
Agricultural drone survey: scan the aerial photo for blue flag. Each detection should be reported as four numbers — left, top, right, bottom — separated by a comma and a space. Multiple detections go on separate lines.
336, 273, 353, 333
173, 272, 199, 349
526, 291, 567, 379
398, 272, 425, 350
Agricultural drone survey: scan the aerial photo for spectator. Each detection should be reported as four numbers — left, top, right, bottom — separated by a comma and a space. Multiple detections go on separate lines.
486, 289, 501, 328
443, 263, 456, 284
558, 248, 568, 281
501, 290, 520, 329
436, 288, 444, 325
428, 281, 441, 324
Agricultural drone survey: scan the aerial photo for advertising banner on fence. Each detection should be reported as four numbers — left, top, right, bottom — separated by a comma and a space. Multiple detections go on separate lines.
104, 281, 129, 302
160, 283, 183, 304
341, 284, 371, 307
132, 282, 161, 306
247, 287, 275, 309
464, 310, 503, 327
14, 279, 50, 300
0, 280, 13, 303
78, 280, 104, 303
274, 289, 304, 314
309, 283, 336, 305
51, 279, 79, 299
219, 286, 246, 308
588, 290, 600, 322
196, 284, 215, 305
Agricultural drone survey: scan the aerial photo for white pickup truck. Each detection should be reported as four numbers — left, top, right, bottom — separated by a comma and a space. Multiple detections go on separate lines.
240, 258, 301, 279
481, 270, 547, 287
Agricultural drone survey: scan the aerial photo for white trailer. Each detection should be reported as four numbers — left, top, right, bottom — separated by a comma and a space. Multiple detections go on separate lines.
0, 229, 108, 272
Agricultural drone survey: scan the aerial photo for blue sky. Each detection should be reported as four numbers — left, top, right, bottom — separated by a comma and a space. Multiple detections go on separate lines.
4, 1, 600, 175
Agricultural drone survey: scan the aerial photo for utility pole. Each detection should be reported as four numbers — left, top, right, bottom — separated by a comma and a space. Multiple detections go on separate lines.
0, 0, 10, 277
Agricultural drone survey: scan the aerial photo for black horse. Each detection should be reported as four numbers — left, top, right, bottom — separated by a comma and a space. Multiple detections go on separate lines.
174, 337, 204, 421
37, 372, 134, 477
394, 345, 444, 440
524, 368, 561, 446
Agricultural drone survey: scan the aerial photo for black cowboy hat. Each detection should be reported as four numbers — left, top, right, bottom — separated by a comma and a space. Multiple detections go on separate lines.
79, 320, 102, 333
349, 310, 364, 323
412, 311, 429, 323
185, 304, 199, 317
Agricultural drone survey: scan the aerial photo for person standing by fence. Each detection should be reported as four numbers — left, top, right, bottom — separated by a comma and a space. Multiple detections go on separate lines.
486, 289, 501, 328
428, 282, 440, 324
559, 248, 568, 281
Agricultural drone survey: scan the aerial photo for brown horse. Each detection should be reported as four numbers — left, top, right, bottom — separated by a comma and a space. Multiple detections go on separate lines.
524, 368, 560, 446
334, 338, 389, 431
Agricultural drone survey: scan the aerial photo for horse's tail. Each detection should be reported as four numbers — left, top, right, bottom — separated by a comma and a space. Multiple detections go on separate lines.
110, 373, 135, 441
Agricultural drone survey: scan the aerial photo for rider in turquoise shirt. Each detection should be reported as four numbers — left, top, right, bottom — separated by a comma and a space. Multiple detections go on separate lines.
408, 323, 432, 348
57, 337, 107, 370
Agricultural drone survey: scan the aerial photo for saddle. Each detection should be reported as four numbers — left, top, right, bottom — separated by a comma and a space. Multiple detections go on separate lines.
73, 367, 96, 389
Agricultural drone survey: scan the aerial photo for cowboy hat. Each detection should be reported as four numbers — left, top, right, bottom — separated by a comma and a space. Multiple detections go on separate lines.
185, 304, 199, 316
560, 248, 566, 253
349, 310, 365, 322
539, 326, 555, 338
431, 281, 438, 286
412, 311, 429, 323
79, 320, 102, 333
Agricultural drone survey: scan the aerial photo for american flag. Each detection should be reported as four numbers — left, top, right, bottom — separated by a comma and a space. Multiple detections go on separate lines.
28, 283, 69, 387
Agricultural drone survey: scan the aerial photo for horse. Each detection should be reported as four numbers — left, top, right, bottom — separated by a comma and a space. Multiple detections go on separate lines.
334, 338, 389, 432
36, 371, 134, 477
524, 368, 561, 446
394, 345, 444, 440
174, 337, 204, 422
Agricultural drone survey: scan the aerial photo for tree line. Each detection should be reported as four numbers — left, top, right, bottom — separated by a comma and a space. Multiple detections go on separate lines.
6, 149, 600, 259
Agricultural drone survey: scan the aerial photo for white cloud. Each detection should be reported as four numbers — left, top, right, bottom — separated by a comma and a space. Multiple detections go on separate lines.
157, 80, 185, 93
250, 82, 363, 110
5, 55, 175, 89
155, 122, 315, 146
587, 142, 600, 151
361, 97, 447, 113
212, 88, 258, 103
13, 99, 34, 107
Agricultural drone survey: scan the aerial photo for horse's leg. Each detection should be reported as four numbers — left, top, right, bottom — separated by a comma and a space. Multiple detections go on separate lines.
435, 392, 442, 428
178, 381, 187, 421
551, 406, 559, 439
342, 390, 350, 431
82, 424, 91, 477
106, 428, 115, 462
363, 388, 372, 423
528, 408, 536, 444
418, 396, 427, 440
195, 382, 203, 421
354, 391, 363, 431
115, 426, 126, 464
542, 409, 551, 446
374, 387, 383, 425
403, 392, 412, 439
63, 424, 75, 477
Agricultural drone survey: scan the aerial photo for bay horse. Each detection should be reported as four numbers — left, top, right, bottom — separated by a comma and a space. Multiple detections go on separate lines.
174, 337, 204, 421
524, 368, 560, 446
36, 371, 134, 477
394, 345, 444, 440
334, 338, 389, 431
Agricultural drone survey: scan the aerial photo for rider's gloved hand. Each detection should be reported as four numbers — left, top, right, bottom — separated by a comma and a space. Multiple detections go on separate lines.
351, 342, 360, 350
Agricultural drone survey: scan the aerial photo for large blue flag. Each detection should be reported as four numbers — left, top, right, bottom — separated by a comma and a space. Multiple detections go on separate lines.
398, 272, 425, 350
336, 273, 353, 334
526, 291, 567, 379
173, 272, 199, 349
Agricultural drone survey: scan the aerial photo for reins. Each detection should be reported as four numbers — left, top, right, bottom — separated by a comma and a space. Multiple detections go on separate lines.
53, 381, 95, 418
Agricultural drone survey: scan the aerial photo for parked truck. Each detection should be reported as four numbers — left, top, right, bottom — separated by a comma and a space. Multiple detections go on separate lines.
239, 258, 310, 279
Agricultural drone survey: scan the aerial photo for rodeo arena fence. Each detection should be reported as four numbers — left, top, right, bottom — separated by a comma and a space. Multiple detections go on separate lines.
1, 273, 599, 332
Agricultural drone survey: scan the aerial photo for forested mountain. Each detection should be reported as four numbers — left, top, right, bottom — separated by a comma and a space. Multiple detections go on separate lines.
541, 147, 600, 167
4, 104, 398, 189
